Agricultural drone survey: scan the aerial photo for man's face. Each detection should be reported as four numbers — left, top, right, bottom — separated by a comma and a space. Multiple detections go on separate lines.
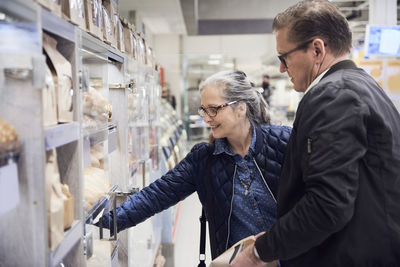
275, 27, 316, 92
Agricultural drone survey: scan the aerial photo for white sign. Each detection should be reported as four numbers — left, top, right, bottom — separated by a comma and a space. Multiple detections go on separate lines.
0, 160, 20, 216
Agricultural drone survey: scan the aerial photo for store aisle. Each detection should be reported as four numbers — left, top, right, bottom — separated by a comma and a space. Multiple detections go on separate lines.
173, 193, 212, 267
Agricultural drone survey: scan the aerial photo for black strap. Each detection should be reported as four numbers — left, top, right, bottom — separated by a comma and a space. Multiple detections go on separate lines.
198, 144, 214, 267
198, 208, 207, 267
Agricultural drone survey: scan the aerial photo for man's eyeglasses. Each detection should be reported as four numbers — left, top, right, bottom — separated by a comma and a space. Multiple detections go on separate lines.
278, 39, 313, 69
198, 101, 238, 118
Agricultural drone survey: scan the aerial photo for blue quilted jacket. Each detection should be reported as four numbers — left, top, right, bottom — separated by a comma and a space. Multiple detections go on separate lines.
103, 124, 291, 258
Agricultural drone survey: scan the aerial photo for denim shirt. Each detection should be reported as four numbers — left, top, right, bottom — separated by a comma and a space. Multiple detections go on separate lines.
214, 126, 277, 247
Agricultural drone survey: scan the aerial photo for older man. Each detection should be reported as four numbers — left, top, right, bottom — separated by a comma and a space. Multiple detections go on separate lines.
232, 1, 400, 266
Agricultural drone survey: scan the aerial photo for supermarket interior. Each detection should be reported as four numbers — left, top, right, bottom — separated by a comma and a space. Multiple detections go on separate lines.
0, 0, 400, 266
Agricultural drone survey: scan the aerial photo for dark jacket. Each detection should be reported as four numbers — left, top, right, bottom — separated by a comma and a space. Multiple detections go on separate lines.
255, 60, 400, 267
103, 124, 291, 259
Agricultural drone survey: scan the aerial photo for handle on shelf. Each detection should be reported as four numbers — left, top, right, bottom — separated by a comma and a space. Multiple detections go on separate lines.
104, 188, 139, 241
109, 83, 125, 89
141, 160, 146, 188
4, 68, 32, 80
0, 53, 44, 89
110, 196, 118, 241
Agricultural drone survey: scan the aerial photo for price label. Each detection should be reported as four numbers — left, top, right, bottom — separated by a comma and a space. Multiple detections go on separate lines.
0, 160, 20, 216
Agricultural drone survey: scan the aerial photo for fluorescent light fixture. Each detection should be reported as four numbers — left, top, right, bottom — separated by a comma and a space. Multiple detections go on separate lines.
209, 54, 222, 59
223, 63, 234, 68
208, 60, 220, 65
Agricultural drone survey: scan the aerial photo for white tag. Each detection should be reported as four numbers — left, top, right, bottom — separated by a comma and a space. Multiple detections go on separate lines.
92, 209, 104, 225
0, 160, 20, 216
108, 129, 117, 153
83, 137, 91, 169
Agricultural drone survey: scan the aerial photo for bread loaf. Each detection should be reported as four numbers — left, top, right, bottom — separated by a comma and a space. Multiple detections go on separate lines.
0, 119, 19, 154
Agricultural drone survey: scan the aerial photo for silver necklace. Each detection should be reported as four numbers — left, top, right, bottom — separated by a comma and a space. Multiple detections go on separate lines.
237, 173, 255, 196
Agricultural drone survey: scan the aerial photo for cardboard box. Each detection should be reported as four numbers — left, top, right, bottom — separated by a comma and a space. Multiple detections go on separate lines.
63, 195, 74, 230
36, 0, 62, 17
121, 18, 133, 56
43, 33, 74, 123
62, 0, 86, 30
103, 0, 118, 48
102, 5, 113, 44
84, 0, 103, 40
116, 17, 125, 52
42, 65, 58, 127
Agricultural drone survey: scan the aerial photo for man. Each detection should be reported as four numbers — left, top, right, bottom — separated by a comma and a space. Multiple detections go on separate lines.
262, 74, 272, 105
232, 1, 400, 266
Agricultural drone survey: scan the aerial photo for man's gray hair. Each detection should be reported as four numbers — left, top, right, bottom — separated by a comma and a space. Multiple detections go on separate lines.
273, 0, 352, 57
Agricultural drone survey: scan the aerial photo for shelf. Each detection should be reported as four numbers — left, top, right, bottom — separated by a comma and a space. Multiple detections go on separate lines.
41, 7, 75, 43
83, 123, 117, 147
129, 121, 150, 128
130, 161, 141, 178
0, 145, 21, 167
0, 0, 38, 24
48, 220, 83, 267
162, 146, 171, 159
45, 122, 79, 151
0, 150, 20, 216
189, 123, 209, 129
85, 185, 118, 224
108, 126, 117, 154
80, 30, 124, 64
111, 243, 119, 267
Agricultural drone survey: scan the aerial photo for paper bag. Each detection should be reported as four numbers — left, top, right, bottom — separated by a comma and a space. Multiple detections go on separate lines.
45, 149, 64, 250
61, 184, 74, 230
210, 236, 278, 267
43, 33, 74, 123
42, 65, 58, 127
210, 236, 255, 267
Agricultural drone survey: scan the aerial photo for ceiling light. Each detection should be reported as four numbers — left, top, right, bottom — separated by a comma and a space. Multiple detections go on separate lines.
208, 60, 220, 65
223, 63, 234, 68
209, 54, 222, 59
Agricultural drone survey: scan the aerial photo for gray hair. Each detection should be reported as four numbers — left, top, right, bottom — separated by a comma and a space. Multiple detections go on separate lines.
199, 70, 270, 125
273, 0, 352, 57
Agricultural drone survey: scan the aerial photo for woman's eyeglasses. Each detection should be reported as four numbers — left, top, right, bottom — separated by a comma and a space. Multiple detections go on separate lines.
278, 39, 313, 69
198, 101, 238, 117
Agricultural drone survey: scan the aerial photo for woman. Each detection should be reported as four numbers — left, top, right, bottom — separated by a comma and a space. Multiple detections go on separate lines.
97, 70, 291, 259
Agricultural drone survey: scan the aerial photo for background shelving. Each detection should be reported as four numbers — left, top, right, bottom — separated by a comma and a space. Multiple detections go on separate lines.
0, 1, 170, 267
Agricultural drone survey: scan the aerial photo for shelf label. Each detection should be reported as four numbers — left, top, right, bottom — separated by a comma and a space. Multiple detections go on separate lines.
108, 129, 117, 153
45, 122, 79, 151
83, 138, 91, 169
0, 160, 20, 216
111, 245, 119, 267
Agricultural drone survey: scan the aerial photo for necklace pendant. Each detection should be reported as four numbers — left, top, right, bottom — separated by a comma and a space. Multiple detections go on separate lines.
244, 189, 248, 196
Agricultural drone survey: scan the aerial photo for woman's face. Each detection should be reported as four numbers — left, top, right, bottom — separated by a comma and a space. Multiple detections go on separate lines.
200, 85, 244, 139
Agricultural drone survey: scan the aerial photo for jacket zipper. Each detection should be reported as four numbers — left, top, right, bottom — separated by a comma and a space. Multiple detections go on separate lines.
225, 164, 237, 250
253, 159, 277, 203
307, 138, 312, 154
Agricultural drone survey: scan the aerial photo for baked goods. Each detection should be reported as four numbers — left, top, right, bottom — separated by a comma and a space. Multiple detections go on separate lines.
84, 167, 111, 210
0, 118, 20, 155
82, 87, 111, 130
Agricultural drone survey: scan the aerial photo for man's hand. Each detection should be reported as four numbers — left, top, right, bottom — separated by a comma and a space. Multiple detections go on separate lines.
230, 243, 269, 267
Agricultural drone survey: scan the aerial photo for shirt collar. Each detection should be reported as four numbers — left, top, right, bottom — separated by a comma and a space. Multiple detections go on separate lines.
213, 124, 257, 156
304, 68, 330, 95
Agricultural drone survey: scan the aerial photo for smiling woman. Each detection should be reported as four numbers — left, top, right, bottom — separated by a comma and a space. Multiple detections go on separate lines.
96, 69, 291, 261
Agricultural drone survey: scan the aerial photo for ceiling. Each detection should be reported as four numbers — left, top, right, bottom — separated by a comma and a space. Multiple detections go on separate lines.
118, 0, 391, 46
118, 0, 399, 81
119, 0, 187, 34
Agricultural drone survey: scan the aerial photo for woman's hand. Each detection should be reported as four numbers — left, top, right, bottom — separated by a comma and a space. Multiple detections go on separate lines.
94, 210, 114, 235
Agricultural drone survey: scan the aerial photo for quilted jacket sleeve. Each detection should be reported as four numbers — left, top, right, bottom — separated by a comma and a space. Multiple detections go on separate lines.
102, 142, 209, 233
